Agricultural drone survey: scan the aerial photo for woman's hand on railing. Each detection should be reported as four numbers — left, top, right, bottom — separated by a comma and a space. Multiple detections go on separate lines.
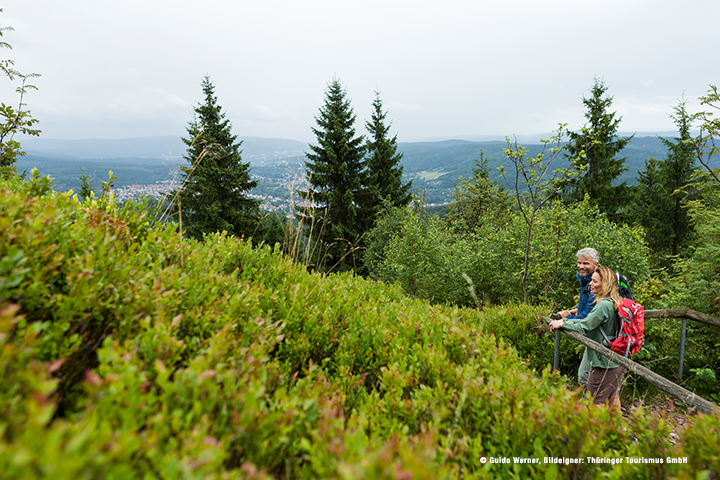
549, 319, 564, 332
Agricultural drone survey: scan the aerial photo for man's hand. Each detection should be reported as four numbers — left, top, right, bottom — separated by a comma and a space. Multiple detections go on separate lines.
554, 307, 578, 318
549, 319, 564, 332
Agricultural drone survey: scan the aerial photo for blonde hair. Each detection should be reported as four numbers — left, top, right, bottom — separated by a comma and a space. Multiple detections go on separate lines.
592, 266, 622, 310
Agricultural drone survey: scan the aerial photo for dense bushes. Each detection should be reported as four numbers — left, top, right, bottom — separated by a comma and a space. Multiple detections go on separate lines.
367, 199, 651, 309
471, 303, 583, 378
1, 174, 719, 478
365, 207, 476, 306
474, 199, 651, 306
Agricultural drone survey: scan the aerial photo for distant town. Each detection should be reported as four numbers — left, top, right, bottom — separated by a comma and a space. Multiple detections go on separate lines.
110, 173, 316, 213
110, 170, 451, 211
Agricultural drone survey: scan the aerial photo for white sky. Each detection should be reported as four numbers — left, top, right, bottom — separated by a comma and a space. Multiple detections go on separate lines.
2, 0, 719, 142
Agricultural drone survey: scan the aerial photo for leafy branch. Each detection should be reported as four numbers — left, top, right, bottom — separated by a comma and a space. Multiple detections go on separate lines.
498, 125, 580, 302
0, 9, 41, 168
693, 85, 720, 185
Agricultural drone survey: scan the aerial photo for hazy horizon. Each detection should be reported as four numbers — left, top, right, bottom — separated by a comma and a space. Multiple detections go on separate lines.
19, 130, 682, 146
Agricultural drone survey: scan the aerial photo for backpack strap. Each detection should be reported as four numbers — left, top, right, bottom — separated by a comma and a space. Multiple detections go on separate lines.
596, 298, 616, 346
599, 325, 612, 346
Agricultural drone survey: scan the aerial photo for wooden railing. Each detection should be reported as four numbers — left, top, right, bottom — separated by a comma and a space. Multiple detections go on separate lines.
645, 309, 720, 380
547, 309, 720, 416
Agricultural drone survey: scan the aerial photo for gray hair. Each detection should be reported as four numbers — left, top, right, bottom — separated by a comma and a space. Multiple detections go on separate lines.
576, 247, 599, 264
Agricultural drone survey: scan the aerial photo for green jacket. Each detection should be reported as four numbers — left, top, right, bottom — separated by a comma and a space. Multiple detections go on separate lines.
562, 298, 620, 369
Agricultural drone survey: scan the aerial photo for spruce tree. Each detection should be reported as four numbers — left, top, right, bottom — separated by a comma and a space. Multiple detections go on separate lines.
634, 100, 698, 268
78, 167, 94, 201
363, 91, 412, 228
298, 78, 366, 271
445, 152, 513, 234
171, 76, 259, 240
562, 78, 631, 219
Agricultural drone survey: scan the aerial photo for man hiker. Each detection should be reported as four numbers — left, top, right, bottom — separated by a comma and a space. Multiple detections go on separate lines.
554, 247, 599, 386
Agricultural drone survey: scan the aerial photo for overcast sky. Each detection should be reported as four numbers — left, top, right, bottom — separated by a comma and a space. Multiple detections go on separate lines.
2, 0, 719, 143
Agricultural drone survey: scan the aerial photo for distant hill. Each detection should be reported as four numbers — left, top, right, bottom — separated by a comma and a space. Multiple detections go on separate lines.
398, 136, 672, 203
17, 136, 309, 193
16, 134, 673, 204
19, 136, 187, 160
20, 136, 308, 164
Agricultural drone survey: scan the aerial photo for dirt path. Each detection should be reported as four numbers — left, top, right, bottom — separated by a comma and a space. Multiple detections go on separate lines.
622, 397, 696, 446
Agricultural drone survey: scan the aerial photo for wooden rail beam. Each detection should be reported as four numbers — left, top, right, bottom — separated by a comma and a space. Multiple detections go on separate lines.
645, 309, 720, 328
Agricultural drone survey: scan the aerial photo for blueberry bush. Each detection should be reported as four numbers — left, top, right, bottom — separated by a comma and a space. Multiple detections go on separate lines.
0, 174, 717, 478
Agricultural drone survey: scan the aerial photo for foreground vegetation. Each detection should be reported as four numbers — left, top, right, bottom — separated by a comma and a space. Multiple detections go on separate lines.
2, 173, 720, 479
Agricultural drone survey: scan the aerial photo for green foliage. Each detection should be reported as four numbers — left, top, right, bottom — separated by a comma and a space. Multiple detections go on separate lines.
694, 84, 720, 184
444, 152, 513, 234
473, 199, 651, 307
24, 167, 55, 197
298, 78, 367, 272
0, 9, 41, 168
669, 185, 720, 316
498, 127, 579, 303
362, 203, 412, 280
628, 183, 720, 399
473, 303, 583, 376
374, 198, 651, 310
167, 76, 260, 241
1, 161, 718, 478
562, 77, 631, 220
0, 247, 29, 299
254, 211, 289, 249
667, 188, 720, 390
77, 167, 94, 201
99, 169, 117, 198
369, 206, 476, 306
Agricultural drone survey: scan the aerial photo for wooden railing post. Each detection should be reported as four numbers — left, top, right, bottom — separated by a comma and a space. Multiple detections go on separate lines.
679, 318, 687, 380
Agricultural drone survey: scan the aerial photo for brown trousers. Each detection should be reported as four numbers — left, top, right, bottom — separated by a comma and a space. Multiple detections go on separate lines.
588, 366, 625, 404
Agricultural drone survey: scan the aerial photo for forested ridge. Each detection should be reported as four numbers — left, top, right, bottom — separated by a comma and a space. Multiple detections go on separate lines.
14, 134, 670, 205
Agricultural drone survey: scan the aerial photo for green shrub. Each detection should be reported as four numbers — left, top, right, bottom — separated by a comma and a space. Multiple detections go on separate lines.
370, 208, 476, 306
471, 303, 583, 377
0, 175, 718, 479
628, 187, 720, 400
472, 199, 652, 307
369, 199, 652, 312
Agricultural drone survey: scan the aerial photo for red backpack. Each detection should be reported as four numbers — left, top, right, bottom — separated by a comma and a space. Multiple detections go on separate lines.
600, 298, 645, 356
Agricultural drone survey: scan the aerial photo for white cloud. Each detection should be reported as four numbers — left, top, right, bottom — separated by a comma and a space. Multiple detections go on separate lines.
249, 104, 299, 122
387, 101, 424, 113
2, 0, 719, 141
